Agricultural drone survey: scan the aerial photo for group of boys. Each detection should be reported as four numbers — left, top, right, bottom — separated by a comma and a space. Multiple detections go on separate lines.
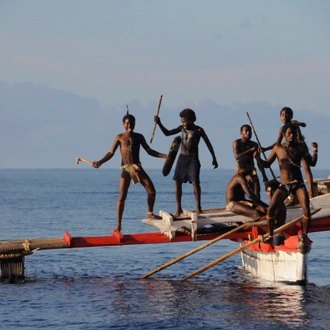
92, 108, 217, 233
92, 106, 318, 244
227, 107, 318, 244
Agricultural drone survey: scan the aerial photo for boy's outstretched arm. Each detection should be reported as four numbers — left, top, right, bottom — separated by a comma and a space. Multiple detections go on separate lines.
154, 116, 181, 136
262, 127, 282, 152
93, 138, 119, 168
292, 119, 306, 128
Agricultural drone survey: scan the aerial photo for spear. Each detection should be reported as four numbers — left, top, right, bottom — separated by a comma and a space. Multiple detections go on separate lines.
150, 94, 163, 144
246, 112, 276, 181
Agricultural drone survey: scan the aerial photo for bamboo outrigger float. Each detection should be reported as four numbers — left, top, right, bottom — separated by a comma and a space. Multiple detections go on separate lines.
1, 183, 330, 284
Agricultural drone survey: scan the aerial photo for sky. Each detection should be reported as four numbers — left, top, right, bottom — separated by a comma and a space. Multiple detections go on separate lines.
1, 0, 330, 112
1, 0, 330, 169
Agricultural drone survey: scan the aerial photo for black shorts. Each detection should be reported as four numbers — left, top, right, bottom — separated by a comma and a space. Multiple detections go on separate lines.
173, 154, 201, 184
278, 181, 306, 195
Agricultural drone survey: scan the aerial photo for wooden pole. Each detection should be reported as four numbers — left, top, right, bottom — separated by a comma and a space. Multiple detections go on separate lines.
181, 208, 320, 281
0, 238, 69, 254
246, 112, 276, 181
141, 223, 247, 279
150, 94, 163, 144
0, 238, 69, 281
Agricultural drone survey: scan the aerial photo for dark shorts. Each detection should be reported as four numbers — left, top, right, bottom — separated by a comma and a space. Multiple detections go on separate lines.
278, 181, 306, 195
173, 154, 201, 184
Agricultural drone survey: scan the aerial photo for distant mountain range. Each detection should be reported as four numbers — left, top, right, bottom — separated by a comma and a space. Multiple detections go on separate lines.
1, 81, 329, 170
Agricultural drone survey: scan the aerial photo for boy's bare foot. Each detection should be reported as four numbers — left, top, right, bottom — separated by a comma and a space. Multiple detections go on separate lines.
148, 213, 162, 220
112, 229, 124, 241
195, 209, 203, 214
172, 209, 183, 218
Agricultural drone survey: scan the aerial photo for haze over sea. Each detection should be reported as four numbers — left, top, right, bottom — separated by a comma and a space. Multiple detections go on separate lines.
1, 168, 330, 330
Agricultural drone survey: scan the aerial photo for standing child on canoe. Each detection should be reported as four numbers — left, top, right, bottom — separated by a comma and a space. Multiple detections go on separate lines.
154, 108, 218, 217
257, 122, 318, 243
93, 112, 167, 232
262, 107, 315, 197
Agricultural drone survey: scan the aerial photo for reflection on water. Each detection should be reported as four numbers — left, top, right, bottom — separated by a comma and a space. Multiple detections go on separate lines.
20, 270, 326, 330
2, 255, 330, 329
227, 278, 308, 328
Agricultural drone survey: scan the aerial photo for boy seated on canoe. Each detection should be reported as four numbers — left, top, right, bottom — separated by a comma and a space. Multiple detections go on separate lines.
93, 112, 167, 232
225, 170, 268, 227
227, 177, 288, 245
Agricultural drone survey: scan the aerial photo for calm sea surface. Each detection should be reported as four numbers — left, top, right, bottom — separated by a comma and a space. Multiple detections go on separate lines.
1, 168, 330, 329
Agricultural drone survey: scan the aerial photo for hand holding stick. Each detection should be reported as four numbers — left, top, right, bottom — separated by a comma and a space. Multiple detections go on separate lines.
150, 94, 163, 144
246, 112, 276, 181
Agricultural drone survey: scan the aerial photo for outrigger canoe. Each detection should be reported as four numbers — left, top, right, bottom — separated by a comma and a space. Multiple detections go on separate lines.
1, 183, 330, 284
141, 192, 330, 284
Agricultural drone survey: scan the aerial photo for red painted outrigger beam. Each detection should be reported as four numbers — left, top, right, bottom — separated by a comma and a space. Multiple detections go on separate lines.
63, 216, 330, 249
63, 217, 330, 248
63, 230, 251, 248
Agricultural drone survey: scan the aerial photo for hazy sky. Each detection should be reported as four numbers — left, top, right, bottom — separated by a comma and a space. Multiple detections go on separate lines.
1, 0, 330, 114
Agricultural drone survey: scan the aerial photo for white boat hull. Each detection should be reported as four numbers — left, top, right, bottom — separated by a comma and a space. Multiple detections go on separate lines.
239, 241, 309, 284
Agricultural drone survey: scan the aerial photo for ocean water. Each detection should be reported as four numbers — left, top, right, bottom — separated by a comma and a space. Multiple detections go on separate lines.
1, 168, 330, 330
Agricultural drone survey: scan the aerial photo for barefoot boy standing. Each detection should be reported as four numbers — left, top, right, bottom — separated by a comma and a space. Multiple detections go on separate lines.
154, 108, 218, 217
93, 112, 167, 232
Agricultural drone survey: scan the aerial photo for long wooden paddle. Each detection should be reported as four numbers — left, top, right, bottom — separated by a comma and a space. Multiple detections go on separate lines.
246, 112, 276, 181
181, 208, 320, 281
150, 94, 163, 144
141, 222, 248, 279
